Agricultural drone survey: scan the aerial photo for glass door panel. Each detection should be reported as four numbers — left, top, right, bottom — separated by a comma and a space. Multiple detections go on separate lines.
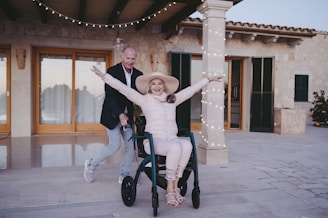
224, 59, 242, 129
75, 56, 106, 131
40, 54, 72, 124
0, 52, 7, 125
190, 57, 202, 131
230, 60, 241, 128
0, 49, 10, 133
250, 58, 273, 132
224, 61, 230, 129
35, 48, 111, 134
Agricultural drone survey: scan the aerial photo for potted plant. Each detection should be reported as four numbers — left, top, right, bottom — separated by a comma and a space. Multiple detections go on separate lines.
310, 90, 328, 127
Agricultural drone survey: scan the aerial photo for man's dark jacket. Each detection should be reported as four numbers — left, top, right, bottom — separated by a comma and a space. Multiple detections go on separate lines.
100, 63, 143, 129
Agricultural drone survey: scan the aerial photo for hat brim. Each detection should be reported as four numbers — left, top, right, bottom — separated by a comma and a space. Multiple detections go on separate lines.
136, 72, 179, 94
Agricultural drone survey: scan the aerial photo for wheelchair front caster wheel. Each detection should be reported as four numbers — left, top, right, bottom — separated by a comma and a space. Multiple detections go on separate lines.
192, 187, 200, 209
121, 176, 136, 206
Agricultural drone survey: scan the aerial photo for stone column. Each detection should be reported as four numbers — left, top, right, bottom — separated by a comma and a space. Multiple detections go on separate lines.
197, 0, 232, 165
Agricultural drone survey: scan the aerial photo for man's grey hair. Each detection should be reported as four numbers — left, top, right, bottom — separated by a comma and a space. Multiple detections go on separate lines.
120, 46, 137, 58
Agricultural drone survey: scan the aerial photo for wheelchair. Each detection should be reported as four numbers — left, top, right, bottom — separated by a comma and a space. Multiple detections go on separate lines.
121, 116, 200, 217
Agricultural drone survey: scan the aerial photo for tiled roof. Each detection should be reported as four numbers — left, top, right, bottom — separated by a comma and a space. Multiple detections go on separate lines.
181, 18, 317, 46
225, 21, 316, 37
184, 17, 316, 36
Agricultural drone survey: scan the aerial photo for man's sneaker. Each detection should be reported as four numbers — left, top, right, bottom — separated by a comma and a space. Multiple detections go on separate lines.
118, 175, 125, 184
84, 159, 95, 183
119, 175, 140, 186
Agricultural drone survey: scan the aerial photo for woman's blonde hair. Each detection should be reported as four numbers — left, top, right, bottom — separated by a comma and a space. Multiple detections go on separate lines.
147, 78, 167, 93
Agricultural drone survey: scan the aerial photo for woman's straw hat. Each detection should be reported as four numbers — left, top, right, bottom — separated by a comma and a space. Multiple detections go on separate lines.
136, 72, 179, 94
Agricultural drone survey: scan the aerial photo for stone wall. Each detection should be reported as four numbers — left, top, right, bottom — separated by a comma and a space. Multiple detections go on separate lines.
1, 19, 327, 135
0, 19, 203, 74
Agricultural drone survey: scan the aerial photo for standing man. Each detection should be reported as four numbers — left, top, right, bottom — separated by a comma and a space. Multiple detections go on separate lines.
84, 46, 143, 184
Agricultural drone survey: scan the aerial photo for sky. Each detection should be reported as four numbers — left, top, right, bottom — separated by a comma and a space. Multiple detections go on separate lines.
192, 0, 328, 31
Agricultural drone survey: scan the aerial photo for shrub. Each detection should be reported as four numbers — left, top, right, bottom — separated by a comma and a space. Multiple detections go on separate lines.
310, 90, 328, 126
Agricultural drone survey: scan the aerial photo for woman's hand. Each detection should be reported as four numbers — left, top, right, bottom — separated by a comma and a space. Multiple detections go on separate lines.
91, 65, 106, 79
208, 75, 224, 82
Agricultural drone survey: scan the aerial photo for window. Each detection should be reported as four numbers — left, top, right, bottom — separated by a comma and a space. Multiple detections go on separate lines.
295, 75, 308, 102
34, 48, 111, 133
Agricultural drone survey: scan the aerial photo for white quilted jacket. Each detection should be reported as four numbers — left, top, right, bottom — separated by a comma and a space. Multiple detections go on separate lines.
103, 74, 209, 139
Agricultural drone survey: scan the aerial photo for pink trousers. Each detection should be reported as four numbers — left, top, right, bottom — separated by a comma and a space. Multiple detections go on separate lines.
144, 137, 193, 181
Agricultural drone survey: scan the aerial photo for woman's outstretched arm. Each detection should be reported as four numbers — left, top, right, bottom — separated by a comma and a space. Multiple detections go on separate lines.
91, 65, 144, 106
207, 75, 224, 82
91, 65, 108, 79
174, 75, 224, 106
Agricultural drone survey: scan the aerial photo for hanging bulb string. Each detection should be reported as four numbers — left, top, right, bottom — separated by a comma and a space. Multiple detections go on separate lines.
32, 0, 177, 28
32, 0, 226, 147
199, 24, 227, 147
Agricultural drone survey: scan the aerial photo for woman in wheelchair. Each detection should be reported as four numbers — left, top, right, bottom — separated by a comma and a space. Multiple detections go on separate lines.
91, 66, 222, 208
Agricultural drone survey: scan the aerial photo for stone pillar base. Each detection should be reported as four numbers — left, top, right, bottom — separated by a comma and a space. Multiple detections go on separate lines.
197, 144, 228, 165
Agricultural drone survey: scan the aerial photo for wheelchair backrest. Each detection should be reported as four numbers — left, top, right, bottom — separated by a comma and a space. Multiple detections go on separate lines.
135, 116, 147, 158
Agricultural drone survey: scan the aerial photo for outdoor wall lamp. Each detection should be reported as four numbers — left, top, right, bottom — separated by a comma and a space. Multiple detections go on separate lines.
16, 48, 26, 69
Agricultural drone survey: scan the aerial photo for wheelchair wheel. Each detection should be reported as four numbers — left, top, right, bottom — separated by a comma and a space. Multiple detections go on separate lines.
192, 187, 200, 209
121, 176, 136, 206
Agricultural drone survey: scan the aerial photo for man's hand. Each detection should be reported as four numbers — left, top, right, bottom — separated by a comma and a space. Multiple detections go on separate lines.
119, 113, 129, 128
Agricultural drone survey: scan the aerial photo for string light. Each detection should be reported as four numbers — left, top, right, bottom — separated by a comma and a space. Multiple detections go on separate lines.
32, 0, 225, 148
200, 116, 226, 148
198, 22, 227, 148
32, 0, 176, 28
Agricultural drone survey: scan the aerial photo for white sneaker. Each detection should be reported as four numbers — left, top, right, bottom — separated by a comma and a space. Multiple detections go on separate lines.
118, 175, 124, 184
119, 175, 141, 186
84, 159, 95, 183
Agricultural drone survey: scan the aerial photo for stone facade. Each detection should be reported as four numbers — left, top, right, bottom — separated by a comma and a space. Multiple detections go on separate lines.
1, 13, 328, 137
226, 32, 328, 130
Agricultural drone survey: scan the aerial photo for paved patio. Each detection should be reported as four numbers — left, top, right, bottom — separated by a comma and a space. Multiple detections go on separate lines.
0, 124, 327, 218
